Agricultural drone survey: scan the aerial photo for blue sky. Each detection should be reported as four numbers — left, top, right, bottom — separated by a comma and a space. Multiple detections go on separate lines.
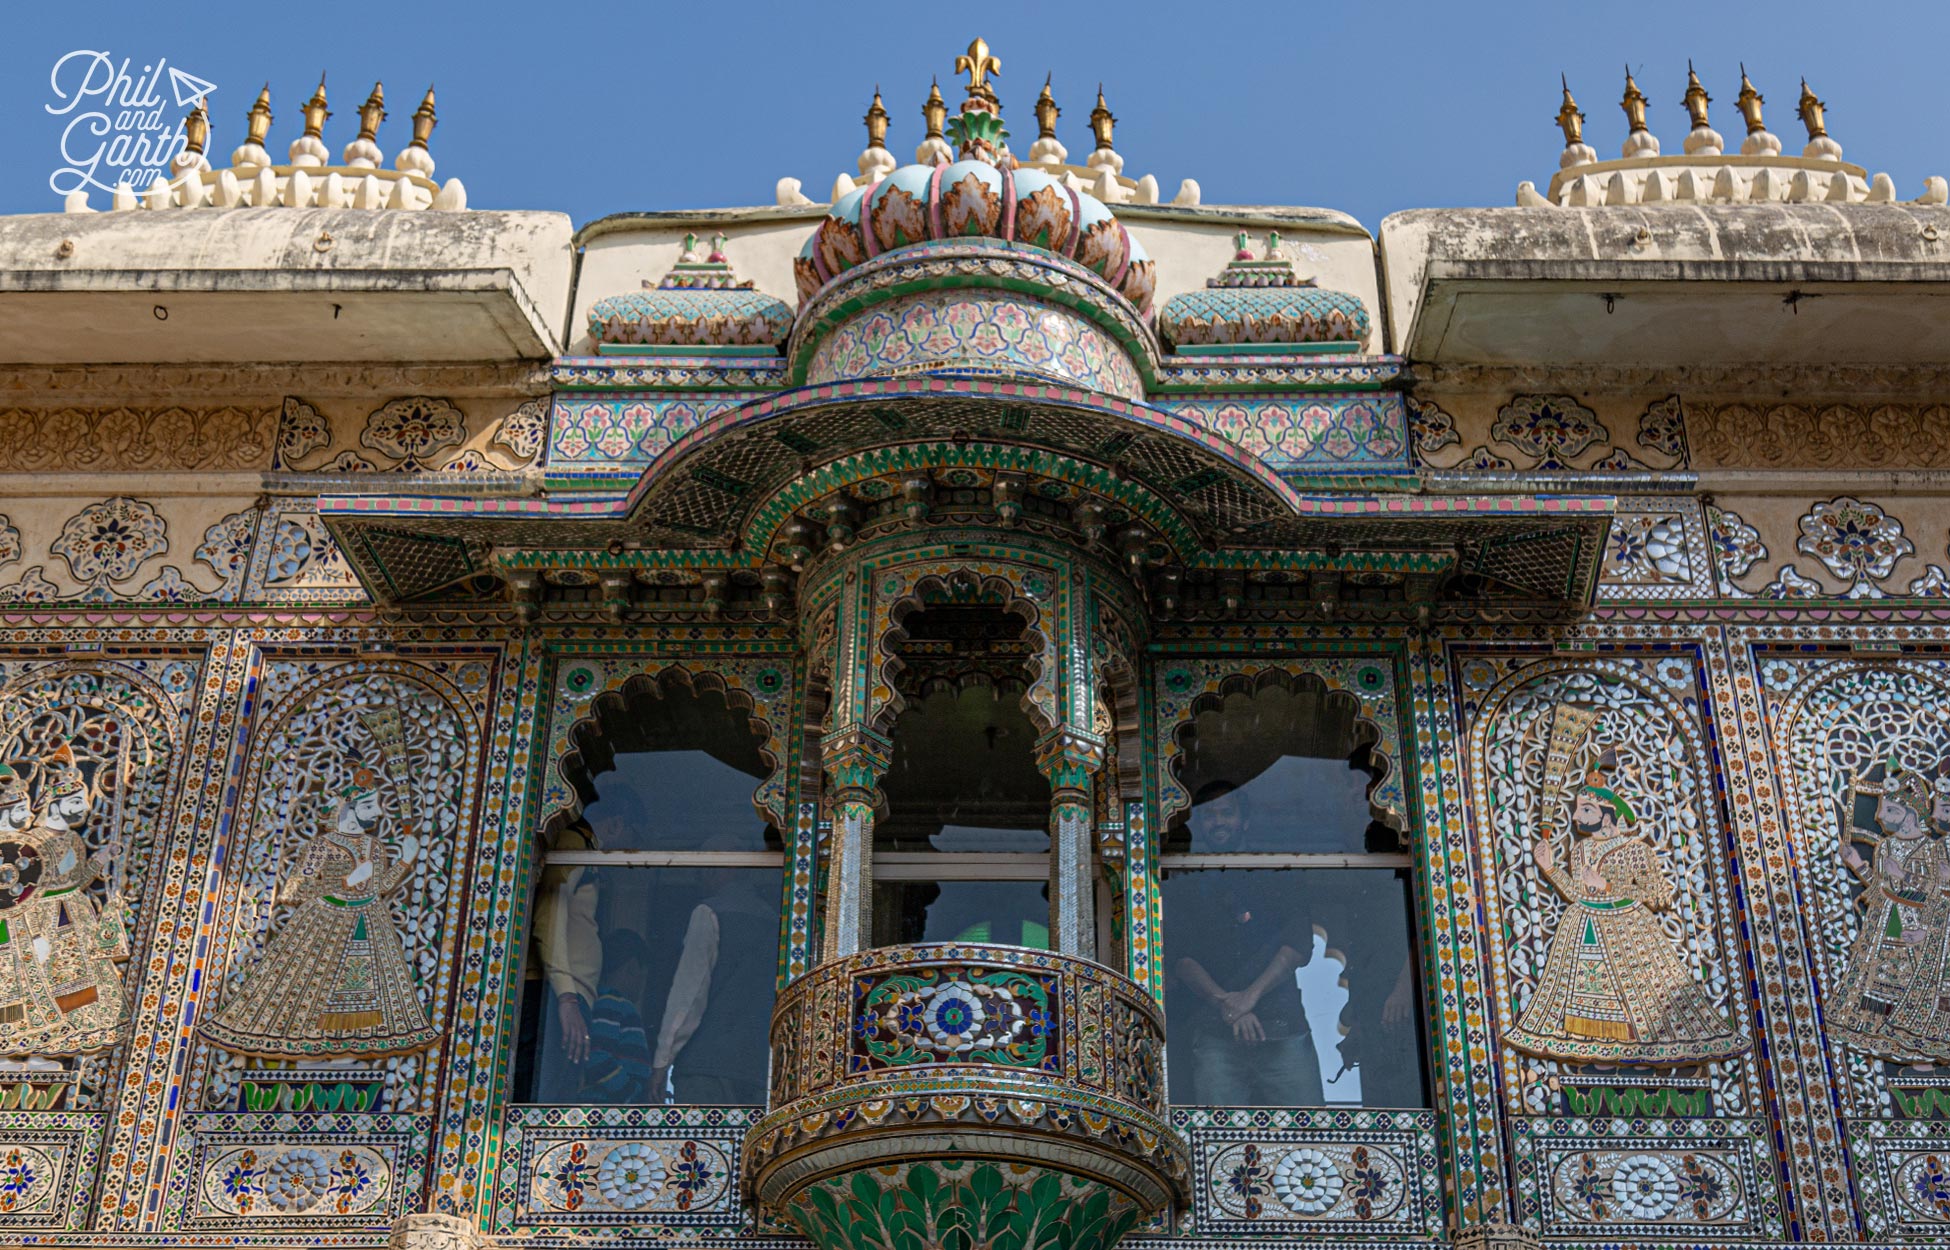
7, 0, 1948, 232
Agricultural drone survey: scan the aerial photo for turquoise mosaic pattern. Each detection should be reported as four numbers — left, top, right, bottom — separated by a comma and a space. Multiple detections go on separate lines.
588, 288, 792, 350
1159, 284, 1371, 350
1158, 393, 1412, 477
549, 393, 749, 471
805, 291, 1144, 401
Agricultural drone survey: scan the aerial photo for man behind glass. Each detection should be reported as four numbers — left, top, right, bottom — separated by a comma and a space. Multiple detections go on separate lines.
1170, 782, 1323, 1105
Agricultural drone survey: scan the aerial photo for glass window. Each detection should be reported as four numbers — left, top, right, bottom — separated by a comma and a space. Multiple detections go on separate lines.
512, 679, 782, 1105
1162, 680, 1429, 1108
870, 608, 1053, 949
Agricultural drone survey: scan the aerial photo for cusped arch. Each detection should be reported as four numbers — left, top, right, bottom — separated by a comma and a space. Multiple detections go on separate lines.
538, 656, 794, 837
870, 569, 1059, 744
1157, 664, 1401, 834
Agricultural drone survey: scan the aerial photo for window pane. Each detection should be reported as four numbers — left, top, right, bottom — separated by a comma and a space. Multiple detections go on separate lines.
877, 682, 1051, 852
1167, 682, 1386, 854
513, 864, 779, 1104
572, 681, 775, 852
873, 879, 1051, 949
1164, 868, 1427, 1107
582, 750, 776, 852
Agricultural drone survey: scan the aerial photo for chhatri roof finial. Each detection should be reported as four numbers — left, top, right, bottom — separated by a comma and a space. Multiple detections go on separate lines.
289, 73, 332, 167
1619, 65, 1659, 157
172, 96, 212, 177
1797, 77, 1843, 160
1556, 74, 1596, 170
1556, 74, 1584, 144
945, 39, 1009, 162
1085, 83, 1123, 176
1090, 84, 1116, 150
955, 36, 1001, 103
395, 86, 438, 177
344, 81, 388, 168
1035, 74, 1059, 140
1029, 74, 1068, 166
858, 85, 897, 180
231, 84, 273, 171
1735, 65, 1781, 156
1681, 61, 1710, 127
302, 73, 330, 138
1680, 60, 1722, 156
916, 77, 952, 165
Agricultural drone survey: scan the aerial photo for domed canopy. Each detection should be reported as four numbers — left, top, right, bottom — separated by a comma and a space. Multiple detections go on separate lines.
1159, 233, 1369, 351
792, 58, 1155, 317
796, 163, 1154, 315
590, 232, 794, 350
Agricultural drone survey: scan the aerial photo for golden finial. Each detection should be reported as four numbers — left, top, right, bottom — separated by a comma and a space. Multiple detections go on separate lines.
301, 73, 330, 139
244, 84, 274, 145
1735, 64, 1766, 134
1797, 77, 1827, 139
1681, 60, 1711, 129
922, 77, 947, 139
1089, 84, 1116, 151
408, 86, 437, 149
356, 82, 387, 143
183, 97, 210, 156
1620, 65, 1648, 132
1035, 74, 1059, 140
1555, 74, 1585, 145
864, 85, 889, 149
955, 36, 1001, 99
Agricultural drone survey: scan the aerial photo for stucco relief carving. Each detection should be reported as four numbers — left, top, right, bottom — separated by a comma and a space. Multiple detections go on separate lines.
1413, 394, 1689, 473
1691, 402, 1950, 471
269, 395, 543, 475
0, 405, 275, 472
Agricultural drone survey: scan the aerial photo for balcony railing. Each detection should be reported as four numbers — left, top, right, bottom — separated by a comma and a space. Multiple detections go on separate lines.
744, 942, 1189, 1250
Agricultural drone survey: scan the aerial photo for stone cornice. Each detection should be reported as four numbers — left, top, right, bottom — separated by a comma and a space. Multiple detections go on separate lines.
1404, 361, 1950, 398
0, 360, 550, 404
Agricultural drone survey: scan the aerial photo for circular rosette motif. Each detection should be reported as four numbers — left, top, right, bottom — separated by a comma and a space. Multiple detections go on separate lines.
596, 1142, 667, 1210
262, 1148, 333, 1213
1272, 1148, 1346, 1215
860, 966, 1055, 1066
1610, 1154, 1681, 1220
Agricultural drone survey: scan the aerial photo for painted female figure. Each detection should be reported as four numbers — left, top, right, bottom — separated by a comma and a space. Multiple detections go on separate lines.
1508, 748, 1748, 1064
6, 743, 131, 1055
202, 758, 437, 1058
1830, 763, 1950, 1062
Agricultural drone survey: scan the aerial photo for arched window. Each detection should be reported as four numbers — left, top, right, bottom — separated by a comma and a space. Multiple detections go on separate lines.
1162, 676, 1429, 1108
512, 673, 782, 1106
871, 605, 1052, 948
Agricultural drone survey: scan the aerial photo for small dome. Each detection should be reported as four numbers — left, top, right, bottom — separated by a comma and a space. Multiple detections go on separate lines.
798, 161, 1153, 314
1158, 232, 1368, 350
593, 233, 793, 350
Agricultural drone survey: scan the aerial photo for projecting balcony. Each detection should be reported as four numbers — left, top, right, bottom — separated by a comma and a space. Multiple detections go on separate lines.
743, 942, 1189, 1250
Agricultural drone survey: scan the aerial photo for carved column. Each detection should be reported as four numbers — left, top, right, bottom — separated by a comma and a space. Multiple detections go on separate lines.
388, 1212, 483, 1250
1037, 726, 1105, 959
819, 725, 890, 959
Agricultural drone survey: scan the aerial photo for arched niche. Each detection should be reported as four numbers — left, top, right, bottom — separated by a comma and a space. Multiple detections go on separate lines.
537, 657, 794, 839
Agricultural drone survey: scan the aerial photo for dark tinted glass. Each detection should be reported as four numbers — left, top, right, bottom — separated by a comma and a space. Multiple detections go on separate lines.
1164, 867, 1427, 1107
1166, 683, 1382, 854
513, 864, 779, 1105
873, 879, 1051, 949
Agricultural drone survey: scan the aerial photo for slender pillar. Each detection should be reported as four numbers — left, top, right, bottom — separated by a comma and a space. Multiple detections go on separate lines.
1037, 726, 1105, 959
819, 725, 891, 959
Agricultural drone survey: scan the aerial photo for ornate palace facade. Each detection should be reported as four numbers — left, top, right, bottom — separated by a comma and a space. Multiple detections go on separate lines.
1, 43, 1948, 1250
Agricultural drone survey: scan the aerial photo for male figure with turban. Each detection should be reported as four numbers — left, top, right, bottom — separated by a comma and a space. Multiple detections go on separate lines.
1509, 747, 1747, 1064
